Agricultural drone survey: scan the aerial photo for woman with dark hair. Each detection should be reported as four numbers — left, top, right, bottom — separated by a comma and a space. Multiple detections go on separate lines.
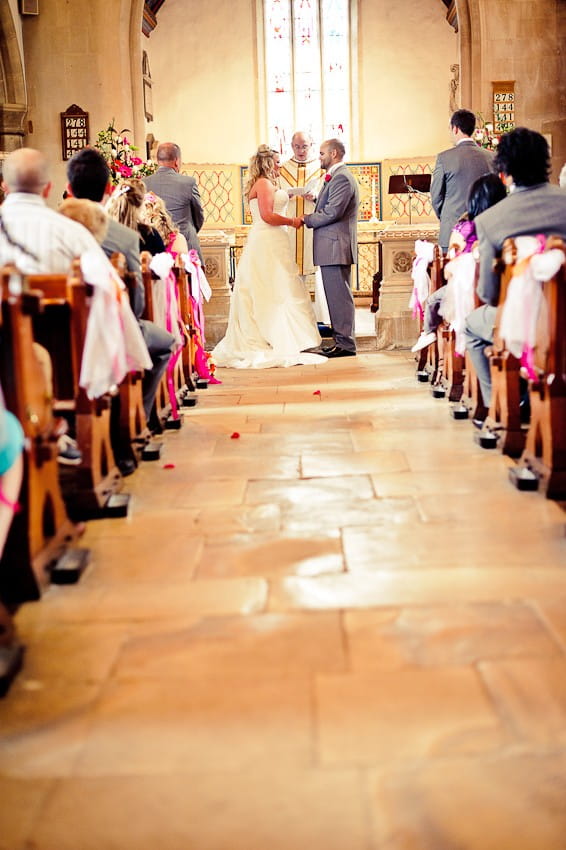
412, 172, 506, 352
211, 145, 324, 368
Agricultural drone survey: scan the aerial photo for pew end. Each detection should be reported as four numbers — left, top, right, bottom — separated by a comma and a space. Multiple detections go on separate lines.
0, 268, 90, 600
509, 236, 566, 498
26, 261, 130, 521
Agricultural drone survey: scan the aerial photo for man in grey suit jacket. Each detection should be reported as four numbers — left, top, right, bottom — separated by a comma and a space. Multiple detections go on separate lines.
431, 109, 494, 252
465, 127, 566, 409
144, 143, 205, 263
303, 138, 359, 357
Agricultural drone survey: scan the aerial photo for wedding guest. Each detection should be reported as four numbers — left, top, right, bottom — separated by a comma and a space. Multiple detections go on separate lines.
411, 173, 506, 352
105, 178, 166, 255
141, 191, 188, 257
465, 127, 566, 408
58, 197, 109, 244
144, 143, 205, 263
431, 109, 495, 253
66, 148, 175, 429
0, 386, 24, 557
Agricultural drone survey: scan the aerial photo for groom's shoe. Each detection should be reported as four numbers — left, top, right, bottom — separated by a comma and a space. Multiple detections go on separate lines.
323, 346, 356, 358
317, 323, 335, 338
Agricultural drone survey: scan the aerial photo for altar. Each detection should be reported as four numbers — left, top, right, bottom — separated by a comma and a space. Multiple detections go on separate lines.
358, 221, 440, 349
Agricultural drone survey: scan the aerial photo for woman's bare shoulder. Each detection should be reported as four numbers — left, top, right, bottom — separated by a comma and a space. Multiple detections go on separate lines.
248, 177, 273, 199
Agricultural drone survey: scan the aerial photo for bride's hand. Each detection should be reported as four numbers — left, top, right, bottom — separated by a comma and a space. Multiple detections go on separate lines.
290, 217, 303, 229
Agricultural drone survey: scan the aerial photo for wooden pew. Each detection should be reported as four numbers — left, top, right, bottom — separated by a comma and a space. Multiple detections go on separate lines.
109, 253, 161, 464
0, 267, 87, 597
172, 257, 200, 402
475, 239, 525, 457
455, 249, 488, 423
415, 244, 442, 384
509, 237, 566, 498
140, 251, 186, 430
28, 260, 129, 520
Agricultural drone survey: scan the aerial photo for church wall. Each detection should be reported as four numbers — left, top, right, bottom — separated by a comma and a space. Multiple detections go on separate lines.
144, 0, 259, 164
20, 0, 142, 200
357, 0, 458, 160
144, 0, 458, 167
465, 0, 565, 180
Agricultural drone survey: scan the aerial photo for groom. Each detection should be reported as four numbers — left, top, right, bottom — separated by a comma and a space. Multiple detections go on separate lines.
302, 138, 359, 357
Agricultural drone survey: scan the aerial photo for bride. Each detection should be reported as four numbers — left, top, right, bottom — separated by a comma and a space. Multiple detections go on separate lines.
212, 145, 325, 368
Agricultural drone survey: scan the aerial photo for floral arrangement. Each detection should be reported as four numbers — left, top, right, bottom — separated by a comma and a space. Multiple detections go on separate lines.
94, 120, 157, 184
473, 113, 502, 151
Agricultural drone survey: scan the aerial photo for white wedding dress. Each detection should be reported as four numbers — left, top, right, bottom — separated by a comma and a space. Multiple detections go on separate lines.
212, 189, 325, 369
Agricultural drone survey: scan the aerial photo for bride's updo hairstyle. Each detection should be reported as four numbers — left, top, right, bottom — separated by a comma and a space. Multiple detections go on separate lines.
244, 144, 279, 199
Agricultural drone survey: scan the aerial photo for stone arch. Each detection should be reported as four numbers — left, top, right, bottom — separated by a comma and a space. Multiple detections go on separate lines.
0, 1, 27, 151
453, 0, 482, 110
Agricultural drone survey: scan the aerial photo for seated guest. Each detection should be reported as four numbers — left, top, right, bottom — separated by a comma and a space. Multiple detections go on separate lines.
0, 386, 24, 556
105, 179, 166, 255
411, 173, 507, 352
141, 191, 189, 257
464, 127, 566, 408
66, 148, 175, 428
0, 148, 111, 274
58, 197, 109, 244
0, 148, 139, 465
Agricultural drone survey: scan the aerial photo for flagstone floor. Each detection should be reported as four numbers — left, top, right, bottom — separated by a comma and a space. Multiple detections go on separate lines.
1, 350, 566, 850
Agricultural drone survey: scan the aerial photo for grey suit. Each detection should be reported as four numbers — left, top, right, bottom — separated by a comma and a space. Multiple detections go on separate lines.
102, 218, 144, 318
144, 166, 205, 262
431, 140, 494, 251
465, 182, 566, 405
303, 164, 359, 352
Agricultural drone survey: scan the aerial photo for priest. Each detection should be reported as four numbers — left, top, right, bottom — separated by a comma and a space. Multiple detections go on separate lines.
279, 131, 331, 329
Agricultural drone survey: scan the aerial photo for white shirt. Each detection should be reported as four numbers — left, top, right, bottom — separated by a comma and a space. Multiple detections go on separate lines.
0, 192, 106, 274
0, 192, 151, 398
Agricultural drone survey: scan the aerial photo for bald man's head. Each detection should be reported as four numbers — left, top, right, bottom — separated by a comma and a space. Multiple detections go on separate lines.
2, 148, 51, 196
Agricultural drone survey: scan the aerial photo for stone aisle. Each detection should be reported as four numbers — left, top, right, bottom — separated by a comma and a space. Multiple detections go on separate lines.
1, 351, 566, 850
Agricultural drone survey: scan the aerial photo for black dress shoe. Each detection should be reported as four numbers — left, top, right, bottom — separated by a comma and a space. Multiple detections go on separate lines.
323, 346, 356, 358
117, 457, 137, 477
317, 323, 335, 338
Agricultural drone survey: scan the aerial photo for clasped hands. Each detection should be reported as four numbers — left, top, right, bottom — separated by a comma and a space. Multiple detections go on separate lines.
289, 216, 304, 229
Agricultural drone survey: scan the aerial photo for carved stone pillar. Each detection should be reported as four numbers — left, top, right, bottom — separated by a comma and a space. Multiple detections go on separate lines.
200, 230, 233, 347
376, 223, 439, 350
0, 103, 27, 154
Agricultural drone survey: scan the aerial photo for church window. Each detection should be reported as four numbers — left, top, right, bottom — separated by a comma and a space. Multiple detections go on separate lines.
263, 0, 350, 152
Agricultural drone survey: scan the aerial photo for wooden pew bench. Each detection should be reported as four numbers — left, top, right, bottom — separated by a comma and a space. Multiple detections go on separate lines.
110, 253, 162, 464
508, 237, 566, 498
0, 267, 88, 596
474, 238, 527, 457
27, 261, 130, 520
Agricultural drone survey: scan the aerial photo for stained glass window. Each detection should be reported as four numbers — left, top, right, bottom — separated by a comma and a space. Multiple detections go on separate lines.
264, 0, 350, 154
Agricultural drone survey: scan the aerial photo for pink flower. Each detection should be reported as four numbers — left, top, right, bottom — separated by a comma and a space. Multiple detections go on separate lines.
118, 165, 132, 177
325, 173, 332, 182
130, 156, 143, 165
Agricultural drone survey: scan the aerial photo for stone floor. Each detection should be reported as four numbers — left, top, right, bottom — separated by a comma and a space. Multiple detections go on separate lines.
1, 350, 566, 850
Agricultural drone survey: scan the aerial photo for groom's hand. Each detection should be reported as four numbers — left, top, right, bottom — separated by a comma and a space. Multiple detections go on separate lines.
291, 217, 303, 229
